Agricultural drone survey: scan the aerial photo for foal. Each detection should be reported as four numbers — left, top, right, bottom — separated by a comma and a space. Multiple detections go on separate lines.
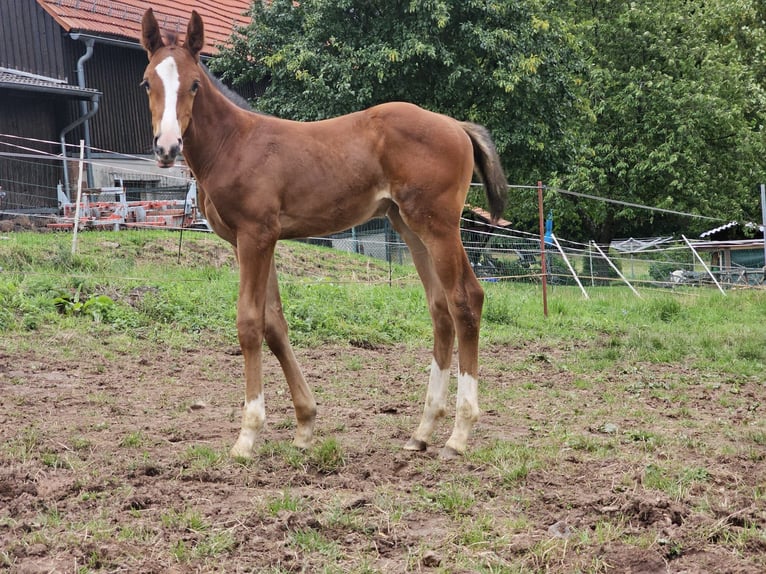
140, 9, 508, 459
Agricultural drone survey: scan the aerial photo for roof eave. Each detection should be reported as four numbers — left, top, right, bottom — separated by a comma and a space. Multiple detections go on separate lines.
0, 81, 101, 100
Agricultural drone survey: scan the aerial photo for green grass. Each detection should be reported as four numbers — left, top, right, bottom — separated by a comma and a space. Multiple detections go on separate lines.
1, 231, 764, 379
1, 230, 765, 573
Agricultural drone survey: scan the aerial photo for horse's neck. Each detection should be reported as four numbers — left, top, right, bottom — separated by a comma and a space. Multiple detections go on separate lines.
183, 78, 247, 180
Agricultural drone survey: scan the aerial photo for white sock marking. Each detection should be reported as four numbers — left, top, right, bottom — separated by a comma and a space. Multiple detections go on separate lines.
446, 371, 480, 453
412, 359, 450, 443
232, 394, 265, 457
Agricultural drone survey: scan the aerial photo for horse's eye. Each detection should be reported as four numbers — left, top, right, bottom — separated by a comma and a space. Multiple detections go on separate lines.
140, 80, 150, 93
191, 80, 200, 94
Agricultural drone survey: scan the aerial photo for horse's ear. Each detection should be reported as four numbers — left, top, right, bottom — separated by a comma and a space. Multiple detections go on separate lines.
141, 8, 163, 58
185, 11, 205, 61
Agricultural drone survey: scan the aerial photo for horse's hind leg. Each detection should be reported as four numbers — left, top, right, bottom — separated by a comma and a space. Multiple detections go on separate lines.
263, 257, 316, 448
421, 232, 483, 459
388, 208, 455, 452
434, 241, 484, 459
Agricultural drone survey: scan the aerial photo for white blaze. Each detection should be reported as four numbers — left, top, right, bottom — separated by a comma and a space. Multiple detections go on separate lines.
155, 56, 182, 150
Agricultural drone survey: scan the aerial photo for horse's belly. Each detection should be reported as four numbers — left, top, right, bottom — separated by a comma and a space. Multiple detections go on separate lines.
278, 184, 392, 239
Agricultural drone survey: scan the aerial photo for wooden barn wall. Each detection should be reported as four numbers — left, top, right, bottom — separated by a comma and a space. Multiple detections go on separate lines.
75, 44, 152, 155
0, 0, 68, 80
0, 94, 66, 207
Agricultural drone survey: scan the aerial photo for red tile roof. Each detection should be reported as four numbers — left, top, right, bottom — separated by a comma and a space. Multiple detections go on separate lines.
464, 206, 512, 228
37, 0, 251, 55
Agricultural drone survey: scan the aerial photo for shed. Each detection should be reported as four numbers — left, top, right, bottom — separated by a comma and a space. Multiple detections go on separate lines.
694, 221, 765, 285
460, 205, 514, 267
1, 0, 252, 210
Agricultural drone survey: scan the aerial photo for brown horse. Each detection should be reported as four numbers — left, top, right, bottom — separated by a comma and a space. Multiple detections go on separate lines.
140, 9, 508, 459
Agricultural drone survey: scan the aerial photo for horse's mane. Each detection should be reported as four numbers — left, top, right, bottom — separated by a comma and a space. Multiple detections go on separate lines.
160, 30, 253, 112
200, 63, 253, 112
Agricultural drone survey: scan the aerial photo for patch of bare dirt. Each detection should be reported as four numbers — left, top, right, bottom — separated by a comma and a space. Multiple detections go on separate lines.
1, 340, 764, 572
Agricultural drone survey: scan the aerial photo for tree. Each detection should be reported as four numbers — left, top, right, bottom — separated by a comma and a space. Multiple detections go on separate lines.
211, 0, 584, 187
212, 0, 766, 242
551, 0, 766, 242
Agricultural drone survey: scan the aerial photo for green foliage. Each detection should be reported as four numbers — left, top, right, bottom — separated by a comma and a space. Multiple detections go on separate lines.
281, 281, 429, 345
469, 441, 542, 486
552, 0, 766, 242
500, 259, 538, 284
211, 0, 583, 185
647, 298, 683, 323
308, 438, 346, 474
266, 490, 306, 515
648, 260, 678, 282
182, 445, 226, 472
53, 287, 115, 323
547, 254, 577, 286
119, 431, 146, 449
1, 231, 764, 380
643, 463, 712, 500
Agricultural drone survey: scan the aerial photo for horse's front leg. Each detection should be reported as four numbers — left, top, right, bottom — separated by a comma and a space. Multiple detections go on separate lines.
230, 238, 276, 459
263, 256, 316, 448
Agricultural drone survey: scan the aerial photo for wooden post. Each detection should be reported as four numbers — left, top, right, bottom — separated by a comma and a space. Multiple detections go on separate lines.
537, 181, 548, 317
71, 140, 85, 255
760, 183, 766, 268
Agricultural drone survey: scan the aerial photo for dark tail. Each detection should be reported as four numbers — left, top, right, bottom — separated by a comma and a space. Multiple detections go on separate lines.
460, 122, 508, 223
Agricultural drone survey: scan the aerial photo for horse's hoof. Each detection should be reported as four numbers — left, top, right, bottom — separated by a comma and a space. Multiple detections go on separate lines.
404, 438, 427, 452
293, 437, 313, 450
230, 443, 253, 460
439, 446, 462, 460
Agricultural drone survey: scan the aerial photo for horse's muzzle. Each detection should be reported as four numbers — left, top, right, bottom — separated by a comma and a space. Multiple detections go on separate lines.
154, 136, 182, 168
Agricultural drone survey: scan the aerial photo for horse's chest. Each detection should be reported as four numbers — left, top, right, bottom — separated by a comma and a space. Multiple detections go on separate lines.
201, 194, 236, 245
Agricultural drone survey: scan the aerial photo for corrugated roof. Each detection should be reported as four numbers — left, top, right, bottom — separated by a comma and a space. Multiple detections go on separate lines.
692, 239, 766, 251
0, 69, 100, 98
699, 220, 739, 239
37, 0, 251, 55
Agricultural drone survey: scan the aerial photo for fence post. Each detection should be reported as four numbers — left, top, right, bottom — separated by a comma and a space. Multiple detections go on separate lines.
537, 181, 548, 317
681, 235, 726, 296
71, 140, 85, 255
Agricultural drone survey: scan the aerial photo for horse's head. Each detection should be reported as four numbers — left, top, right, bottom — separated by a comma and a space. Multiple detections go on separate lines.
140, 9, 205, 168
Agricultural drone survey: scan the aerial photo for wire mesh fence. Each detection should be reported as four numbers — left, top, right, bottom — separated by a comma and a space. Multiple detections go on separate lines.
1, 136, 764, 291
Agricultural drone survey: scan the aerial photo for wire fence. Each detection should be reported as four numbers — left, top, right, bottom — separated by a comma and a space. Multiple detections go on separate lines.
1, 134, 764, 292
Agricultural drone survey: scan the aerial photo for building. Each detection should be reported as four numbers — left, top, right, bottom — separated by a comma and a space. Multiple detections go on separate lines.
694, 221, 765, 285
0, 0, 251, 210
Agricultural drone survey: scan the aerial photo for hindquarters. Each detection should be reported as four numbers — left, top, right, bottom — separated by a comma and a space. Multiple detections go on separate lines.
373, 103, 508, 456
372, 103, 507, 231
373, 103, 476, 227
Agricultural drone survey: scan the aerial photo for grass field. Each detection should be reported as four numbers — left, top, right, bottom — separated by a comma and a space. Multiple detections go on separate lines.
1, 229, 764, 572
